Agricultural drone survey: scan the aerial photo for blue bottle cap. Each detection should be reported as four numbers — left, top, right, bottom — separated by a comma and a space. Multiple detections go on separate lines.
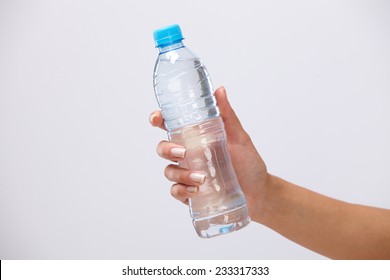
153, 24, 184, 48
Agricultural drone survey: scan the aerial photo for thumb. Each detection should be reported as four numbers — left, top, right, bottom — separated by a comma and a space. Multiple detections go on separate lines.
215, 86, 249, 145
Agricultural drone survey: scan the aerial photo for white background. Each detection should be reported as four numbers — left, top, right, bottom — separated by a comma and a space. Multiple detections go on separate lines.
0, 0, 389, 259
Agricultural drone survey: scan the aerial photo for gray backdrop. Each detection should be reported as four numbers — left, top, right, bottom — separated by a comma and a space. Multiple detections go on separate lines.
1, 0, 389, 259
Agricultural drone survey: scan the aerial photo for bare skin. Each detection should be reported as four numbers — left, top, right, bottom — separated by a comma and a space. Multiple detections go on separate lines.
150, 86, 390, 259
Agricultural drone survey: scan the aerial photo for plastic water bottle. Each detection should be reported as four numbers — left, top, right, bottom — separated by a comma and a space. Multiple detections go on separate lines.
152, 24, 250, 238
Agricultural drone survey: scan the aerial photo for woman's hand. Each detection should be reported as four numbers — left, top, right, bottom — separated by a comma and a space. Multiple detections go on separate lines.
149, 86, 270, 220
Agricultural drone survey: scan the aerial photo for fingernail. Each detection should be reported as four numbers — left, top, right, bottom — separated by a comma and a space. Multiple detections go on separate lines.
149, 113, 157, 125
189, 172, 205, 184
170, 147, 186, 158
186, 186, 198, 193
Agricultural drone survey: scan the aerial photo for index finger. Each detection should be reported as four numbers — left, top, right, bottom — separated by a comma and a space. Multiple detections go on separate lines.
149, 110, 166, 131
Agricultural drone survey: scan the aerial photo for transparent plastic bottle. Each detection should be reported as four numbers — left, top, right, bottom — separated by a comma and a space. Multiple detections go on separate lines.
153, 24, 250, 238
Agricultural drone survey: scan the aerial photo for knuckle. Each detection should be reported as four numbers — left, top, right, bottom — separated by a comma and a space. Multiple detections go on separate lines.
173, 170, 182, 182
175, 169, 190, 184
164, 165, 190, 184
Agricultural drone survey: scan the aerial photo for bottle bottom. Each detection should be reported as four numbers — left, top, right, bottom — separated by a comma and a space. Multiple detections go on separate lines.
193, 205, 250, 238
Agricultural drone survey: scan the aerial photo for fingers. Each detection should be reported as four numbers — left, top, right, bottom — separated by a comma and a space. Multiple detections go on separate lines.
165, 165, 205, 205
156, 140, 186, 161
156, 138, 203, 205
149, 110, 166, 130
171, 183, 199, 205
157, 142, 204, 205
166, 165, 205, 205
164, 164, 205, 186
167, 167, 204, 205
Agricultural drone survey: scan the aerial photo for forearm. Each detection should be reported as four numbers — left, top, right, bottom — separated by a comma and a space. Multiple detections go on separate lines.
253, 174, 390, 259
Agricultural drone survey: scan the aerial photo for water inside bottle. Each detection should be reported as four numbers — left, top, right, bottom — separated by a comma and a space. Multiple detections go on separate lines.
169, 118, 250, 238
154, 44, 250, 238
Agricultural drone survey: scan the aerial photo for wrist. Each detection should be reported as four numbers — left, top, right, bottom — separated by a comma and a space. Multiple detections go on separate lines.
248, 173, 277, 225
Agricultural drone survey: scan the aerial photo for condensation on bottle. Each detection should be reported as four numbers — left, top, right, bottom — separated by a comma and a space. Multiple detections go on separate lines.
153, 24, 250, 238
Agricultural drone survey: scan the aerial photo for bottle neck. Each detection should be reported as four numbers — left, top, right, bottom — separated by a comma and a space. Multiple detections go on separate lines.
158, 41, 184, 54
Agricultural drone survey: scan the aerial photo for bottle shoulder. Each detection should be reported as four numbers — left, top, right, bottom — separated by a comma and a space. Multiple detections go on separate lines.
157, 46, 199, 62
